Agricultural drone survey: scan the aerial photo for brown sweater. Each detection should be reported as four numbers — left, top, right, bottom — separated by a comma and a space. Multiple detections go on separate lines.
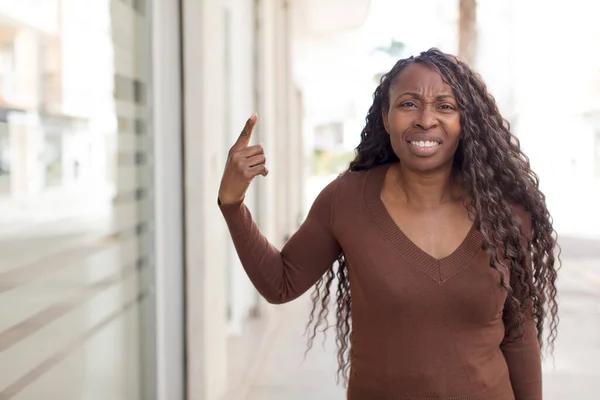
219, 163, 542, 400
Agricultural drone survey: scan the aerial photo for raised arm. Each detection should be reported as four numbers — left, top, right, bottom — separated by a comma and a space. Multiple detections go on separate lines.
218, 114, 342, 304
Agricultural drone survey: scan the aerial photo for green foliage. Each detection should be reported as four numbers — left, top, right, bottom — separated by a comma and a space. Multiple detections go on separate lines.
372, 39, 406, 84
374, 39, 406, 58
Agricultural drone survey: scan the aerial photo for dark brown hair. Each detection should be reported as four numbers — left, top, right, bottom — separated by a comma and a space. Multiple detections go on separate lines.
305, 48, 560, 385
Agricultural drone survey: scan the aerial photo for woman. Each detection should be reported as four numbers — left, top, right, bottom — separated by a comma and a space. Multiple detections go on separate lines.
218, 48, 559, 400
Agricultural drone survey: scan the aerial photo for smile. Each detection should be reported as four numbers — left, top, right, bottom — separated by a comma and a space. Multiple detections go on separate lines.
406, 139, 442, 157
409, 140, 440, 148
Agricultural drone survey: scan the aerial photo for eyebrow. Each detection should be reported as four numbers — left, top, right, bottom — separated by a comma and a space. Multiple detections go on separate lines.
395, 92, 455, 101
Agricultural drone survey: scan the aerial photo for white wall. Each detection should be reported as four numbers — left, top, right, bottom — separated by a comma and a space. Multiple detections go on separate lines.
181, 0, 229, 397
221, 0, 260, 336
152, 0, 185, 398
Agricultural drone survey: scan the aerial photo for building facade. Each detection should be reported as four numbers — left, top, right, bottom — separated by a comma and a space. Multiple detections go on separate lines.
0, 0, 369, 399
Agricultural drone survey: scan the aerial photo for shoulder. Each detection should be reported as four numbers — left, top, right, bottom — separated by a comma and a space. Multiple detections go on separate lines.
336, 168, 369, 189
334, 164, 388, 195
311, 170, 361, 207
315, 167, 371, 196
310, 165, 381, 216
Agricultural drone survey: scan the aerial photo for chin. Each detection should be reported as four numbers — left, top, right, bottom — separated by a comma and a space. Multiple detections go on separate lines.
400, 155, 452, 174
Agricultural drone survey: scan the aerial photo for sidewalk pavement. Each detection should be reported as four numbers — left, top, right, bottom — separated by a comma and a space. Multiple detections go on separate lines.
243, 294, 346, 400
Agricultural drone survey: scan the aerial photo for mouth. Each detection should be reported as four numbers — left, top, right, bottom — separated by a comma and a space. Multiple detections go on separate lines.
406, 139, 442, 157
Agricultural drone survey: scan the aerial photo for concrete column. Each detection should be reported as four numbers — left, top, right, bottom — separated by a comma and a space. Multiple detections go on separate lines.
8, 112, 44, 197
290, 85, 305, 225
254, 0, 279, 248
262, 0, 302, 243
283, 2, 304, 230
274, 0, 290, 242
13, 30, 40, 108
152, 0, 185, 398
253, 0, 296, 318
281, 1, 305, 235
223, 0, 259, 335
181, 0, 228, 399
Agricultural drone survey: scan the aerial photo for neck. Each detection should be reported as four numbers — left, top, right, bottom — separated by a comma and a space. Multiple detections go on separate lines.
394, 162, 459, 207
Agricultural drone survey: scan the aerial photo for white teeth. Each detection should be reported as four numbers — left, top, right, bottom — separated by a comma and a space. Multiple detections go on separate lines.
411, 140, 439, 148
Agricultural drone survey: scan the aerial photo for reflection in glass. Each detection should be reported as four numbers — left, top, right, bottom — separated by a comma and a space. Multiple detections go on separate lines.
0, 1, 156, 399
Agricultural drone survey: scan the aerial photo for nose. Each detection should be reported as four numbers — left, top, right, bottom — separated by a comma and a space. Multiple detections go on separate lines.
414, 107, 438, 131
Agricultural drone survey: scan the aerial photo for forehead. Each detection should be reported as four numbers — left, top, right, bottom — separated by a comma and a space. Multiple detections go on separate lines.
391, 63, 452, 94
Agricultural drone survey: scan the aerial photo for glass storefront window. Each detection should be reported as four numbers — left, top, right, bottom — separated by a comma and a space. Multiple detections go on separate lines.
0, 1, 156, 399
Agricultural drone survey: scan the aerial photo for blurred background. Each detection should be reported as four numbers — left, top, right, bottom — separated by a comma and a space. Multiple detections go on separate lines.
0, 0, 598, 399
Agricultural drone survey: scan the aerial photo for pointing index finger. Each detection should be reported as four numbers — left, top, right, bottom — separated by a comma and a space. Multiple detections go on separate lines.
234, 113, 258, 150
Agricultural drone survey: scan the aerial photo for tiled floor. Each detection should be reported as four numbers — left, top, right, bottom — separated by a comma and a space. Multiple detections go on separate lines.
243, 296, 347, 400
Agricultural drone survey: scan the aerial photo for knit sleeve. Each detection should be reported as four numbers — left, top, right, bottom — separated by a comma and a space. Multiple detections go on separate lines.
218, 177, 342, 304
500, 206, 542, 400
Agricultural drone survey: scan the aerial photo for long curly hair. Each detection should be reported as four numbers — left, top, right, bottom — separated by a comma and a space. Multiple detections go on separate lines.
304, 48, 560, 385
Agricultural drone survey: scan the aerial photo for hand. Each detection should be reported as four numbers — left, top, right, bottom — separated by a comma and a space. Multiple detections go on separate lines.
218, 113, 269, 205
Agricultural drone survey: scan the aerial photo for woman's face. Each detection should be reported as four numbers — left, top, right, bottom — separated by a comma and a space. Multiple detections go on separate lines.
383, 63, 462, 174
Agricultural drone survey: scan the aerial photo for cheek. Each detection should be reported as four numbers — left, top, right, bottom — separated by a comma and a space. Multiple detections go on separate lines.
388, 130, 407, 154
452, 114, 461, 133
388, 110, 412, 129
387, 113, 411, 142
444, 117, 462, 142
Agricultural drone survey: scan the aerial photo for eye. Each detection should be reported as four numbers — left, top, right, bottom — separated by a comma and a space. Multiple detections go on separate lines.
439, 104, 456, 111
400, 101, 417, 108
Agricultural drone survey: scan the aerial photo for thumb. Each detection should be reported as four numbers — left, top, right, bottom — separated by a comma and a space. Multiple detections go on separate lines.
232, 113, 257, 150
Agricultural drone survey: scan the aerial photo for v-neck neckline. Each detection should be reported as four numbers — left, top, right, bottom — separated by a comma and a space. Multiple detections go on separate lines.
364, 163, 483, 285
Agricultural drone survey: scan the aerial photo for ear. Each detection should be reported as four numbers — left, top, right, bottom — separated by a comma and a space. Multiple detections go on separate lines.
382, 110, 390, 134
